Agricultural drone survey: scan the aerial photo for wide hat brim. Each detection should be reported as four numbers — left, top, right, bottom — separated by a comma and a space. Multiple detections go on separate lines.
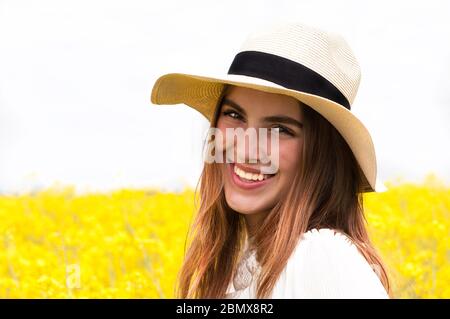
151, 72, 387, 193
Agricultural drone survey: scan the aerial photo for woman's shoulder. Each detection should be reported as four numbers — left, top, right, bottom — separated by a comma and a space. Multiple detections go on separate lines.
285, 228, 389, 298
300, 227, 353, 245
296, 228, 359, 255
291, 228, 363, 273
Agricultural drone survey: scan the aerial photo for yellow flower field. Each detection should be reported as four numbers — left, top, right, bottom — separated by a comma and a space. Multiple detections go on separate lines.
0, 174, 448, 298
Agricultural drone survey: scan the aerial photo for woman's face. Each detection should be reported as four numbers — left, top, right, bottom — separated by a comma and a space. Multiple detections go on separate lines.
216, 86, 304, 219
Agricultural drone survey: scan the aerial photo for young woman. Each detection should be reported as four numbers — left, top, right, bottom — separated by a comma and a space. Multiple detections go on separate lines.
151, 22, 391, 298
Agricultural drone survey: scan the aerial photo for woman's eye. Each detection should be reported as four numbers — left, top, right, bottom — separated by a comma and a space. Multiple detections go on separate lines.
271, 125, 294, 136
222, 110, 242, 120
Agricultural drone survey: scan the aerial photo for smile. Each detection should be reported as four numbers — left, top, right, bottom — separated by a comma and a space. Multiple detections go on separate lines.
228, 163, 276, 190
234, 164, 272, 181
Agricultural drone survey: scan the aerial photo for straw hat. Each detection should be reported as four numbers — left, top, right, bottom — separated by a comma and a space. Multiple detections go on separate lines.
150, 22, 387, 193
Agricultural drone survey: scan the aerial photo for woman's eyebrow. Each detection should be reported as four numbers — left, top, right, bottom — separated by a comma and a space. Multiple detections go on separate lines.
263, 115, 303, 128
222, 97, 303, 128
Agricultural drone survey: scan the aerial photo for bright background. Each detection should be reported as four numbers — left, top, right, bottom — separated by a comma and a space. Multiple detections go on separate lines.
1, 0, 449, 194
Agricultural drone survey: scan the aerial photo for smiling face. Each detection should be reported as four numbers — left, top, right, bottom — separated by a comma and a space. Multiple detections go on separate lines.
216, 85, 305, 226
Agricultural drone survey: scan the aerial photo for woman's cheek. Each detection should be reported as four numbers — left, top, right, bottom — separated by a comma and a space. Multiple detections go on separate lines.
215, 121, 230, 155
216, 120, 245, 158
278, 139, 302, 178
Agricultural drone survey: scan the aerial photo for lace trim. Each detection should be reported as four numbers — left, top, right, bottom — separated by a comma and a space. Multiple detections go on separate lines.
225, 237, 260, 298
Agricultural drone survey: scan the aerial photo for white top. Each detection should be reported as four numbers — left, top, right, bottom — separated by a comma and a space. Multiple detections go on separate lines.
225, 228, 389, 299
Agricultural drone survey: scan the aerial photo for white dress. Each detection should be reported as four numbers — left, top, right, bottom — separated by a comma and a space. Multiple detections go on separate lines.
224, 228, 389, 299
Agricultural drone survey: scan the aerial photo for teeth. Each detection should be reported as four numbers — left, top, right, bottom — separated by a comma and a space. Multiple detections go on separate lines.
233, 164, 272, 181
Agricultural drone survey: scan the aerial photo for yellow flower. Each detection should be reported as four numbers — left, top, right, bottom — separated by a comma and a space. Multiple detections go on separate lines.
0, 174, 448, 298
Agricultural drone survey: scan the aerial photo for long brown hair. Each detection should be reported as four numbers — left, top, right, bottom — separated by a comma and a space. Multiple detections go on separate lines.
176, 84, 391, 298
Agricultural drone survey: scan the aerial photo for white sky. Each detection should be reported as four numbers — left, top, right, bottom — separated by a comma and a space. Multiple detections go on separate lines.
0, 0, 449, 194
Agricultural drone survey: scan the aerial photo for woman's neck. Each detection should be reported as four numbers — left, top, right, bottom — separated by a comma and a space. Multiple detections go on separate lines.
243, 210, 269, 240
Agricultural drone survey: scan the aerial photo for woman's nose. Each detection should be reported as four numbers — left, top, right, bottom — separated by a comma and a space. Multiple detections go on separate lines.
231, 127, 275, 165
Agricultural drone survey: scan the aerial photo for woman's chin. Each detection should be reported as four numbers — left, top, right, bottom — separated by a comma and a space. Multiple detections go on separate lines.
224, 192, 273, 215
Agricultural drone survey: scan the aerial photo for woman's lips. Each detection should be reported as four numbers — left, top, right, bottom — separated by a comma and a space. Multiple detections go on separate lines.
228, 163, 276, 190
